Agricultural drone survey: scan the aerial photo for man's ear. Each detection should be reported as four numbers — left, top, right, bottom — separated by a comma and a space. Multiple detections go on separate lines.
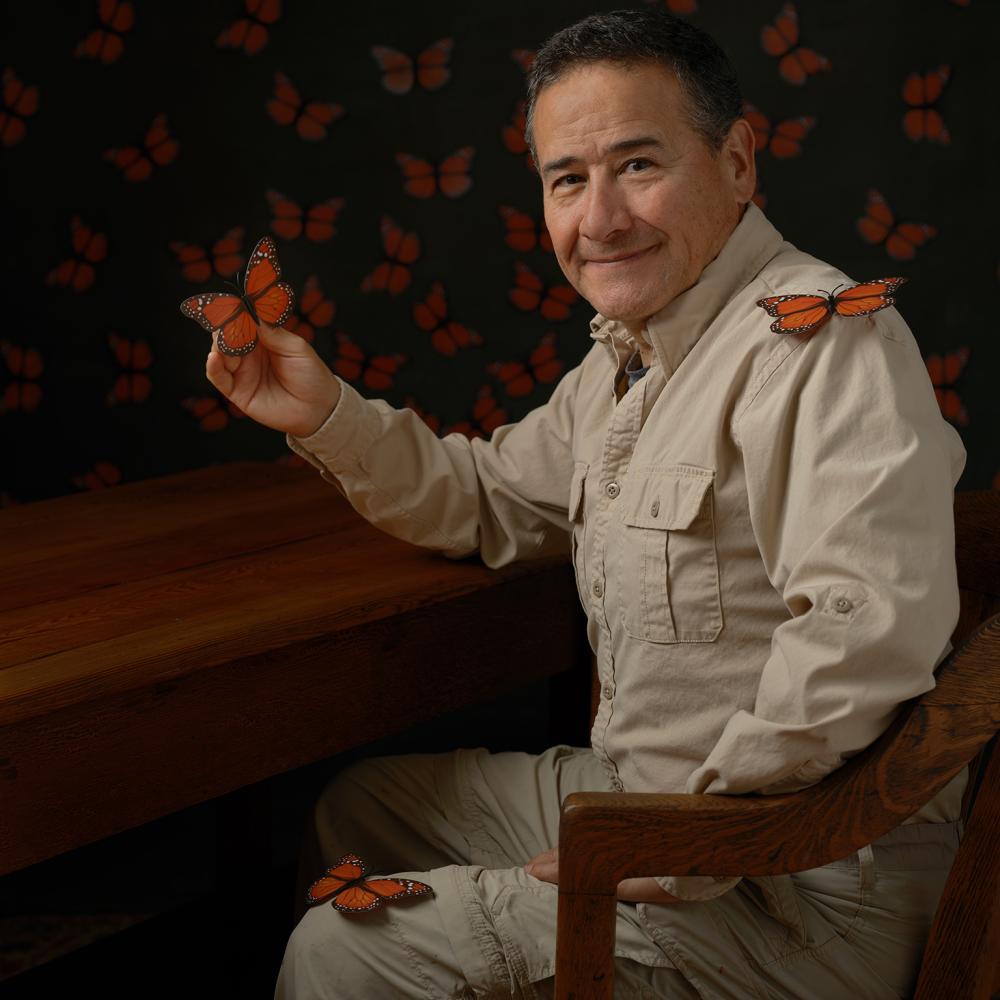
723, 117, 757, 206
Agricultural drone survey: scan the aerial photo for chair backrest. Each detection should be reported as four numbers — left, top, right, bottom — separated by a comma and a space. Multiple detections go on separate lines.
913, 492, 1000, 1000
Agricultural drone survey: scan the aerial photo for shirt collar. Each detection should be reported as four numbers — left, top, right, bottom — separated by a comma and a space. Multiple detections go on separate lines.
588, 202, 784, 377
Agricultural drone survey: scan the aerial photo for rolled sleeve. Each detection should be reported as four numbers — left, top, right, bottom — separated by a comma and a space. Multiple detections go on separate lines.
688, 311, 967, 798
286, 363, 585, 569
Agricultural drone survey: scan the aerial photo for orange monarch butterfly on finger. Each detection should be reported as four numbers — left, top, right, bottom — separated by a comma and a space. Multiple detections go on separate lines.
179, 235, 294, 356
306, 854, 433, 913
756, 278, 906, 335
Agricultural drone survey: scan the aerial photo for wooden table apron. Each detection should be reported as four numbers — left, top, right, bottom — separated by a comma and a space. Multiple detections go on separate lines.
0, 461, 586, 876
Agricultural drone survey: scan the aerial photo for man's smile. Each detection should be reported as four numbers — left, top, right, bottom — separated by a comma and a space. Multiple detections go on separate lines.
583, 245, 658, 266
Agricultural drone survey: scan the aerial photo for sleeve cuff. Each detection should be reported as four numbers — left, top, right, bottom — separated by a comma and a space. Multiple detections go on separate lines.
653, 874, 741, 901
285, 376, 380, 471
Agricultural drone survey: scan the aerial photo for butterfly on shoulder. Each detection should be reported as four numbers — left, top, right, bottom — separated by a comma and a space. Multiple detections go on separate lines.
179, 235, 295, 356
756, 277, 907, 335
306, 853, 433, 914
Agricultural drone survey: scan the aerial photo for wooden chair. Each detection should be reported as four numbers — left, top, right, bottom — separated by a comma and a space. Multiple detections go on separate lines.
554, 490, 1000, 1000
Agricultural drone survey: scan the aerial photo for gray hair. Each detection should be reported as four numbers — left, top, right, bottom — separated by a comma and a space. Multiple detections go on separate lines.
524, 9, 743, 161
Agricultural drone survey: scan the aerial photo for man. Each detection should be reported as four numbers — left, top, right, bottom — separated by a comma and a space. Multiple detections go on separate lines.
206, 10, 966, 999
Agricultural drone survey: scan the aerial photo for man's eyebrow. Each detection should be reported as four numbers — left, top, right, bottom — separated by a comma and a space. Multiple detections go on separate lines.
540, 136, 665, 176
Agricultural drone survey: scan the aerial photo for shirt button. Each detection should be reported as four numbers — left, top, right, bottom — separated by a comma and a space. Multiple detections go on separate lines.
650, 499, 660, 517
602, 684, 613, 699
834, 597, 853, 613
592, 580, 603, 598
606, 481, 620, 499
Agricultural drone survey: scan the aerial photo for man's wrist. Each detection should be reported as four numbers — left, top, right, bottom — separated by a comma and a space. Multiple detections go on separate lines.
295, 379, 342, 439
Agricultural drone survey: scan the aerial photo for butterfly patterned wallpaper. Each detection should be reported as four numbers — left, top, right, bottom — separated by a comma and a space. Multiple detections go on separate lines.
1, 0, 997, 508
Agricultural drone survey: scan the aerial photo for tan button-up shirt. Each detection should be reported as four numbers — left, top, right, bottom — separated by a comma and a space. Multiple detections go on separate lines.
286, 203, 967, 900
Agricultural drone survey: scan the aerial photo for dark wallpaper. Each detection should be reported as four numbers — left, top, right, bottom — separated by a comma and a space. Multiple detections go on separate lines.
2, 0, 997, 506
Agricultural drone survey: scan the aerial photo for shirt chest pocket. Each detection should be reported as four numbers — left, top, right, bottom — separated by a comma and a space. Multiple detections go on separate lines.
617, 467, 723, 643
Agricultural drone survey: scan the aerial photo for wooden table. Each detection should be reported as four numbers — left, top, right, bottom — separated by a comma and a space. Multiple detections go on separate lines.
0, 461, 588, 877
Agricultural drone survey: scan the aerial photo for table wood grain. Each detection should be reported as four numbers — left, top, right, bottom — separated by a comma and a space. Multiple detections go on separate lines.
0, 461, 587, 875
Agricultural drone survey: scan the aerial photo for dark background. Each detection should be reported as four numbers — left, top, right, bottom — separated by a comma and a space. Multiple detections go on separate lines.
1, 0, 997, 503
1, 0, 996, 993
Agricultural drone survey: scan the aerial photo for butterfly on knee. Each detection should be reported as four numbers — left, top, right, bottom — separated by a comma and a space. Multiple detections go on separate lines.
306, 853, 434, 914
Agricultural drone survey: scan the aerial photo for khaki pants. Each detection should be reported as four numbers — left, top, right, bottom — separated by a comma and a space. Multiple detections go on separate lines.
274, 745, 961, 999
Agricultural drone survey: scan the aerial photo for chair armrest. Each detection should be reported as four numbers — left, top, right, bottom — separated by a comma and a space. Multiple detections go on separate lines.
560, 613, 1000, 896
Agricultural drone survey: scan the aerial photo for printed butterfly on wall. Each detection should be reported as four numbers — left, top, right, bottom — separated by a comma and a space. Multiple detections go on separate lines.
104, 114, 179, 182
170, 227, 245, 282
396, 147, 474, 199
307, 854, 433, 914
760, 3, 830, 86
216, 0, 282, 56
442, 385, 508, 440
360, 215, 420, 295
179, 234, 294, 356
267, 72, 344, 141
266, 189, 345, 242
856, 190, 937, 261
1, 67, 39, 147
332, 332, 406, 391
488, 331, 565, 396
75, 0, 134, 64
46, 216, 107, 293
756, 277, 906, 334
743, 102, 815, 159
499, 206, 552, 253
902, 66, 951, 144
371, 38, 453, 94
508, 262, 578, 322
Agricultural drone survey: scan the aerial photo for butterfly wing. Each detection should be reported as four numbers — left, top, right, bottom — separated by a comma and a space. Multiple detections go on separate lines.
331, 877, 433, 914
742, 103, 771, 153
304, 197, 344, 242
541, 283, 578, 322
181, 292, 244, 333
396, 153, 436, 198
832, 278, 906, 318
217, 307, 259, 356
306, 854, 367, 904
756, 293, 831, 333
509, 262, 543, 312
415, 38, 453, 90
437, 146, 474, 198
885, 222, 936, 262
770, 116, 815, 158
372, 46, 414, 94
244, 235, 295, 326
760, 3, 797, 57
856, 189, 893, 246
267, 190, 303, 240
267, 72, 299, 126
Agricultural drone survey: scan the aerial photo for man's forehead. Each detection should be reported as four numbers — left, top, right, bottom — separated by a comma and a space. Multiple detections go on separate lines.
532, 61, 686, 156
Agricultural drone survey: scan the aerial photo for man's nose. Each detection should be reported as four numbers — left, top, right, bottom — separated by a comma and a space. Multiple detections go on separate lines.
579, 174, 631, 243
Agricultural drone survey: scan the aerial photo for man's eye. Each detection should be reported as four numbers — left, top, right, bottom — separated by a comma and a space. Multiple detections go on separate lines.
554, 173, 583, 188
624, 158, 652, 173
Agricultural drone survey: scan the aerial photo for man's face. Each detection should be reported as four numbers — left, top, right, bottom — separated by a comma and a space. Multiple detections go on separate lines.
532, 60, 754, 329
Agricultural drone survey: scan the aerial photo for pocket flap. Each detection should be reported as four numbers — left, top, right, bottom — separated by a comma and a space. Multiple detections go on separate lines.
622, 468, 714, 530
568, 461, 588, 522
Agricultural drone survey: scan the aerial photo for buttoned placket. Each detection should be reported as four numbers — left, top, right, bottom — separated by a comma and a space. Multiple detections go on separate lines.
588, 360, 652, 790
